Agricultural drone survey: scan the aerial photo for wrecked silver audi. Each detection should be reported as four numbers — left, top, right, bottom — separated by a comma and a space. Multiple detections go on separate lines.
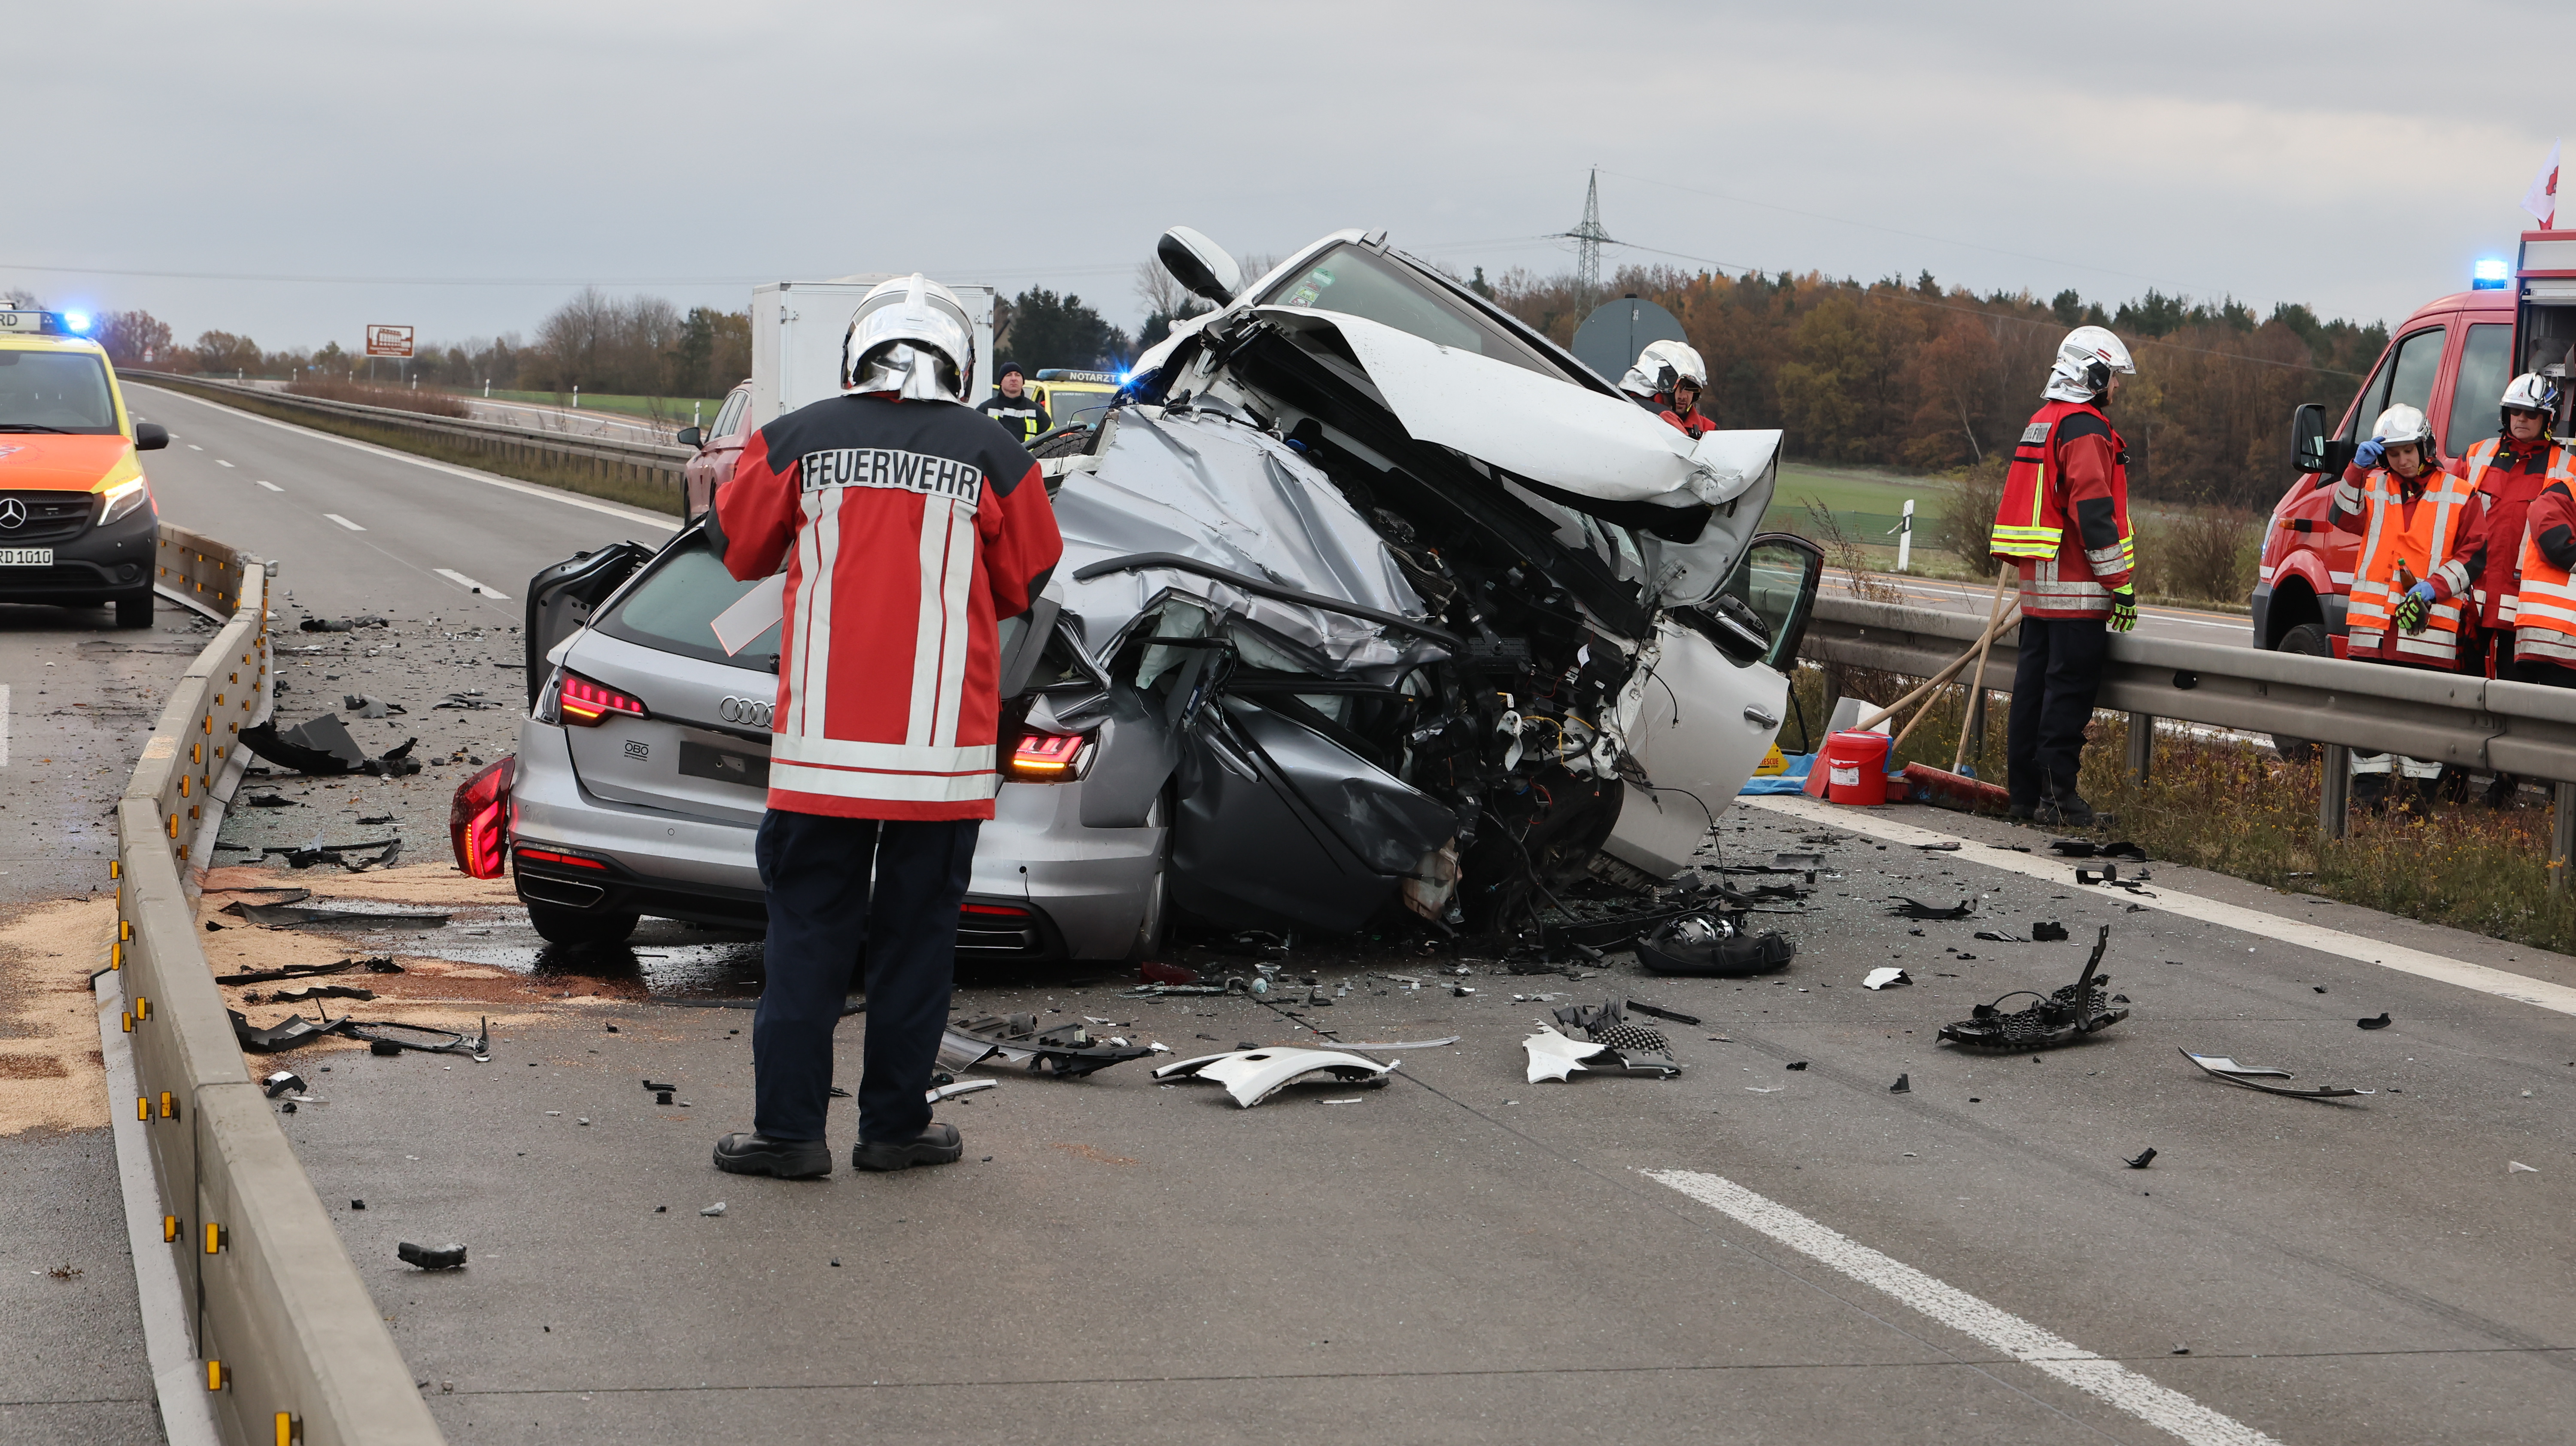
459, 227, 1821, 958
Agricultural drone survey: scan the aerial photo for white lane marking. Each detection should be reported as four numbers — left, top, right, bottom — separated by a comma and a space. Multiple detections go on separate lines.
323, 513, 366, 532
186, 444, 202, 451
433, 568, 509, 600
129, 384, 678, 533
1748, 793, 2576, 1017
253, 480, 282, 492
216, 459, 234, 468
1646, 1170, 2281, 1446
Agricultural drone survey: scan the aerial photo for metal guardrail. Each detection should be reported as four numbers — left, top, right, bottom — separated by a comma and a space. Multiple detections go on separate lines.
1800, 592, 2576, 873
113, 525, 445, 1446
127, 371, 691, 503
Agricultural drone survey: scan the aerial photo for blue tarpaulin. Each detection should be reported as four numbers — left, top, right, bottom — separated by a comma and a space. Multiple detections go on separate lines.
1738, 753, 1814, 795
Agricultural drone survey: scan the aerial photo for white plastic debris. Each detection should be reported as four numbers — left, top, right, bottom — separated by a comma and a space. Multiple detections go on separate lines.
700, 1202, 727, 1216
2510, 1161, 2539, 1174
1863, 967, 1913, 990
1152, 1048, 1398, 1107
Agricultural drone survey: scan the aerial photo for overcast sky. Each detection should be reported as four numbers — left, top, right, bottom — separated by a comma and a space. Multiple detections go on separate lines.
11, 1, 2563, 355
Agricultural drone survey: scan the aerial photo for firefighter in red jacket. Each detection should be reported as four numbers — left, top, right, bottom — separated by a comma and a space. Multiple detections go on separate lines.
1621, 339, 1718, 439
1989, 326, 2137, 826
2426, 374, 2571, 802
706, 275, 1063, 1180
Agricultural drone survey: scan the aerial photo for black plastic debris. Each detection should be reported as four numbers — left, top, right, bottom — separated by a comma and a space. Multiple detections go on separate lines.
2357, 1012, 2392, 1030
937, 1014, 1153, 1078
351, 1200, 365, 1210
342, 694, 405, 719
1889, 1073, 1911, 1094
2032, 921, 2070, 942
246, 794, 301, 808
227, 901, 447, 930
239, 715, 368, 775
299, 615, 388, 633
1937, 927, 2127, 1050
270, 984, 376, 1003
435, 693, 504, 711
230, 1009, 341, 1053
261, 1070, 305, 1099
216, 958, 357, 986
369, 1039, 403, 1056
2126, 1148, 2157, 1169
1973, 930, 2026, 943
1889, 898, 1975, 920
1784, 1060, 1810, 1071
1915, 841, 1961, 852
1769, 851, 1826, 872
642, 1078, 677, 1092
1625, 997, 1702, 1026
1634, 912, 1796, 977
365, 738, 422, 778
358, 814, 396, 825
346, 1017, 489, 1058
397, 1242, 467, 1270
1544, 1000, 1680, 1075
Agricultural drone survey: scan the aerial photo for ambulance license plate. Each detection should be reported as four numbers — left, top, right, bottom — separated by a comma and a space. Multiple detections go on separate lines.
0, 548, 54, 566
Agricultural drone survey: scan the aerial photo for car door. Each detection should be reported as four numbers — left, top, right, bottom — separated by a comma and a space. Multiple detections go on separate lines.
523, 540, 658, 705
1599, 535, 1824, 880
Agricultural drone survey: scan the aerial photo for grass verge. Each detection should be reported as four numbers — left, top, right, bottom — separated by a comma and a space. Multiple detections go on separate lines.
135, 377, 683, 518
462, 388, 727, 425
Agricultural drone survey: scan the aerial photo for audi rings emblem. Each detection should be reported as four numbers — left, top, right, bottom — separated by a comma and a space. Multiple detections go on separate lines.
0, 498, 25, 530
717, 696, 772, 728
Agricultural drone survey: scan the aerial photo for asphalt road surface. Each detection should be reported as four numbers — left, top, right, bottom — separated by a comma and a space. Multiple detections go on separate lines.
70, 390, 2576, 1442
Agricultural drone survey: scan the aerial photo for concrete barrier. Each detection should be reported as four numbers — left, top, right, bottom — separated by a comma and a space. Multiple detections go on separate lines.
110, 523, 446, 1445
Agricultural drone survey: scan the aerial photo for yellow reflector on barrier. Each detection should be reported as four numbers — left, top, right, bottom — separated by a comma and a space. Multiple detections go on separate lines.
276, 1410, 298, 1445
165, 814, 177, 839
119, 919, 131, 941
208, 1361, 224, 1391
121, 1011, 132, 1033
137, 1096, 147, 1121
159, 1092, 174, 1119
136, 997, 149, 1020
204, 1223, 223, 1254
109, 859, 120, 879
164, 1215, 179, 1242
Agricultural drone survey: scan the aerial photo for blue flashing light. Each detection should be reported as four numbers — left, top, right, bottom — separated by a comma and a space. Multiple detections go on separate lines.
2472, 258, 2510, 290
60, 310, 92, 333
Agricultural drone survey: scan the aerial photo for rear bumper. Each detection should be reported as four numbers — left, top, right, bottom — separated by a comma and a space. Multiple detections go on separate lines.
505, 720, 1159, 960
0, 502, 155, 603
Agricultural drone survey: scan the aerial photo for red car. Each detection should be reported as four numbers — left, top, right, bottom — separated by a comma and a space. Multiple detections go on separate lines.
2259, 231, 2576, 661
677, 380, 751, 518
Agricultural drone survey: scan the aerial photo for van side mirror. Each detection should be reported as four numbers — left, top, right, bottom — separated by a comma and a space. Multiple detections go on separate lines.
133, 422, 169, 451
1157, 227, 1242, 305
675, 426, 704, 448
2291, 402, 2351, 477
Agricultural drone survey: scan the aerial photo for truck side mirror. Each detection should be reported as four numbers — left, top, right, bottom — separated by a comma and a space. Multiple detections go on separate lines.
1157, 227, 1242, 306
2291, 402, 2351, 477
675, 426, 704, 448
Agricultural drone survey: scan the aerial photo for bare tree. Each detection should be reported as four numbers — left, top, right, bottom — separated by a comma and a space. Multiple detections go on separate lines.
1134, 260, 1191, 319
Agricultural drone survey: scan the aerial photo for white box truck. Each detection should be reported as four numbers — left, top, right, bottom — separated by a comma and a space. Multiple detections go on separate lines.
750, 276, 997, 422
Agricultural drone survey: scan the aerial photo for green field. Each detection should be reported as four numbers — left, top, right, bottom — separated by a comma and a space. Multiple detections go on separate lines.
456, 388, 730, 425
1761, 462, 1958, 569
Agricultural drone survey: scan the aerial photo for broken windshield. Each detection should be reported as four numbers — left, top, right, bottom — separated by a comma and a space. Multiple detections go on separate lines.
1261, 243, 1564, 380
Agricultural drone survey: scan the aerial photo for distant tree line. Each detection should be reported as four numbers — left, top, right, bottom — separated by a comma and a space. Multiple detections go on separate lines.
1485, 264, 2391, 508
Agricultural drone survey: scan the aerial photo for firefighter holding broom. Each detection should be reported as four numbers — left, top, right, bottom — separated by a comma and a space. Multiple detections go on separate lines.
1988, 326, 2139, 827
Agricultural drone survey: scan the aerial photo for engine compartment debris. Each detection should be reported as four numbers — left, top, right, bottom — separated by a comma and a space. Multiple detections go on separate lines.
936, 1014, 1154, 1079
1937, 927, 2127, 1050
1522, 999, 1683, 1082
1633, 912, 1795, 976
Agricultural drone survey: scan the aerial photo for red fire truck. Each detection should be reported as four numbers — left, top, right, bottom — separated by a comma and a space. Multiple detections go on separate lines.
2256, 231, 2576, 661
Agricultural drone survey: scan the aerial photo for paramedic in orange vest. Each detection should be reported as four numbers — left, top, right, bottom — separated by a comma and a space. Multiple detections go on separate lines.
1988, 326, 2137, 828
2500, 374, 2576, 686
2429, 373, 2573, 802
2330, 402, 2474, 809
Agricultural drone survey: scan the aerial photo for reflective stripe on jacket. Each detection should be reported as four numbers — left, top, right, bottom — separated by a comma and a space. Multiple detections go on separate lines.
1993, 398, 2132, 619
2443, 437, 2575, 626
2345, 464, 2476, 668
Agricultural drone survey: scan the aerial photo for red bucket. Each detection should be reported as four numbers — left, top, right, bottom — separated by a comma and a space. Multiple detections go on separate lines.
1821, 730, 1891, 806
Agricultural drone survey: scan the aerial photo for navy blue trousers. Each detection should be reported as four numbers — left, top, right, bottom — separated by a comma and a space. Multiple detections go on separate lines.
751, 810, 979, 1145
2007, 616, 2109, 809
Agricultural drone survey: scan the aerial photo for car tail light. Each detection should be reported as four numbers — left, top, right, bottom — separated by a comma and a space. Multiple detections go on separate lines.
449, 756, 515, 879
961, 903, 1032, 917
1004, 730, 1089, 782
555, 672, 647, 726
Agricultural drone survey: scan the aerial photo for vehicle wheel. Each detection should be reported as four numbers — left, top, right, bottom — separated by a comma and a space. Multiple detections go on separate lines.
527, 901, 639, 948
114, 588, 154, 630
2269, 622, 2332, 763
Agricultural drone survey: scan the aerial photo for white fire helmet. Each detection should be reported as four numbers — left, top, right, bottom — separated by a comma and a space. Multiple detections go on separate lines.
2042, 325, 2136, 403
2502, 372, 2562, 423
2370, 403, 2437, 452
1619, 339, 1707, 401
843, 274, 976, 403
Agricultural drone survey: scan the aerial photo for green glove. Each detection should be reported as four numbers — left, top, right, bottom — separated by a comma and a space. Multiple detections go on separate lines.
2108, 586, 2139, 634
2391, 580, 2436, 634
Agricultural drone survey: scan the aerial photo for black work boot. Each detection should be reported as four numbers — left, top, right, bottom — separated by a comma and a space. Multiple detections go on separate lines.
2007, 801, 2036, 822
853, 1121, 964, 1173
2485, 773, 2521, 810
713, 1133, 832, 1179
2033, 792, 2097, 829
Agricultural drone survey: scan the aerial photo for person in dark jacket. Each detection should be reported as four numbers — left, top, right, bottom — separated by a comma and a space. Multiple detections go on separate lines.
977, 361, 1051, 444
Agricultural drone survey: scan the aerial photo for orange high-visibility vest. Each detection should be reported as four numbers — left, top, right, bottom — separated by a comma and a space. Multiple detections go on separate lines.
1988, 398, 2132, 562
2461, 437, 2575, 624
2511, 466, 2576, 669
2348, 465, 2476, 666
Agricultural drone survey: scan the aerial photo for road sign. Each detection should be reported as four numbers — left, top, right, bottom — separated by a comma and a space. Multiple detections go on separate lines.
1571, 297, 1684, 385
365, 325, 414, 358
